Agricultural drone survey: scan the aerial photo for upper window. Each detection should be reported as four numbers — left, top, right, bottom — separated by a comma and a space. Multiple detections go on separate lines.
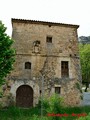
25, 62, 31, 69
46, 36, 52, 43
61, 61, 69, 77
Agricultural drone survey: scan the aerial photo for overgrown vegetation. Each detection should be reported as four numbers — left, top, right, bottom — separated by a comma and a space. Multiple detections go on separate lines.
0, 21, 15, 85
0, 94, 90, 120
79, 44, 90, 91
0, 105, 90, 120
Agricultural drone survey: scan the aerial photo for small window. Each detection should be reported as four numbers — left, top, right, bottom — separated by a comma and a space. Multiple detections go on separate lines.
40, 90, 42, 94
25, 62, 31, 69
46, 36, 52, 43
55, 87, 61, 94
61, 61, 69, 77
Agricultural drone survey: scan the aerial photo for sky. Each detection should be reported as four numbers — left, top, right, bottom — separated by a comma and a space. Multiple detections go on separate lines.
0, 0, 90, 37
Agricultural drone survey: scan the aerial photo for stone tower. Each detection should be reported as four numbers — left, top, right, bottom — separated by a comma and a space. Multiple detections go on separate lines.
2, 18, 82, 107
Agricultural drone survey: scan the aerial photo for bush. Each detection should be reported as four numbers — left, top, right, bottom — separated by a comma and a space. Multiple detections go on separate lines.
47, 94, 65, 114
36, 94, 65, 120
37, 94, 64, 113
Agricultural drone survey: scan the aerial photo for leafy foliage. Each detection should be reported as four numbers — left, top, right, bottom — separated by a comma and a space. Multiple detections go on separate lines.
79, 44, 90, 84
0, 21, 15, 85
37, 94, 65, 120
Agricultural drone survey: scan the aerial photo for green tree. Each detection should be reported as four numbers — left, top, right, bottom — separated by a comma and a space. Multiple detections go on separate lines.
0, 21, 15, 85
79, 44, 90, 91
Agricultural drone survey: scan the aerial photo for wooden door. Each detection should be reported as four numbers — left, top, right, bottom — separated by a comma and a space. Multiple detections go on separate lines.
16, 85, 33, 108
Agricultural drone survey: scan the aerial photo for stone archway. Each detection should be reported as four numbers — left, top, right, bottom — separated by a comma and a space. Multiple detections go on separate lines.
16, 85, 33, 108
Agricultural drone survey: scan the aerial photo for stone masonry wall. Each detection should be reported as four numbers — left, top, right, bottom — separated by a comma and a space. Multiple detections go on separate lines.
0, 19, 82, 107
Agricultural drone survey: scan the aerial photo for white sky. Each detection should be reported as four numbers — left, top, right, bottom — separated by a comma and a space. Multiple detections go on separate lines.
0, 0, 90, 37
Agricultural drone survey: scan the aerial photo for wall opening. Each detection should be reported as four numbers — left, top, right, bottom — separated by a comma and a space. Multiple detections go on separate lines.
61, 61, 69, 78
55, 87, 61, 94
46, 36, 52, 43
16, 85, 33, 108
25, 62, 31, 69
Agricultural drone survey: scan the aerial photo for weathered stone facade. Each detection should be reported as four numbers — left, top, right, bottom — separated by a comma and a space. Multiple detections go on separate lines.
0, 18, 82, 107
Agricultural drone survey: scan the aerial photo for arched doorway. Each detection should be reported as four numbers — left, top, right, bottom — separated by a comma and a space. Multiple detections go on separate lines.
16, 85, 33, 108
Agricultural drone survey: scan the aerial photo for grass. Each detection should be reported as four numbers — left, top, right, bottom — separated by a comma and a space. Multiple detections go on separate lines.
0, 106, 90, 120
0, 106, 41, 120
0, 94, 90, 120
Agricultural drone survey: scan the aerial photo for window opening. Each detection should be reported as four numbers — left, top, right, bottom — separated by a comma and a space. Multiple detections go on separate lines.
25, 62, 31, 69
61, 61, 69, 77
46, 36, 52, 43
55, 87, 61, 94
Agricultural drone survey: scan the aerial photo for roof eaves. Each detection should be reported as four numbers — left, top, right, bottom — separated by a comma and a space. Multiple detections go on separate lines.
11, 18, 79, 28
